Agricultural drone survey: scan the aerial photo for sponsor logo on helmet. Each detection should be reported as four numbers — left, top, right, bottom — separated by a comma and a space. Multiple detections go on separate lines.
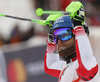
55, 17, 64, 24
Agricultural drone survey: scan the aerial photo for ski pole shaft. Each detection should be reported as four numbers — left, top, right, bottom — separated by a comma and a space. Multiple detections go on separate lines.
0, 14, 39, 22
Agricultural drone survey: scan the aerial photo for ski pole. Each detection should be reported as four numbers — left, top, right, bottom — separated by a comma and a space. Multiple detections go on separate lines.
0, 14, 49, 25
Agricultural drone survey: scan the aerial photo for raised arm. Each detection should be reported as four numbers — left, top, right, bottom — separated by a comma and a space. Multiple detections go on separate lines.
73, 26, 99, 81
44, 41, 64, 78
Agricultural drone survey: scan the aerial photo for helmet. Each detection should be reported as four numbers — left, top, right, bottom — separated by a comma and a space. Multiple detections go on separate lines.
51, 15, 73, 33
51, 15, 90, 36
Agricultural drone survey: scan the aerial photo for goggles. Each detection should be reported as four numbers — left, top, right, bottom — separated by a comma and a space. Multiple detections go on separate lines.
53, 28, 72, 43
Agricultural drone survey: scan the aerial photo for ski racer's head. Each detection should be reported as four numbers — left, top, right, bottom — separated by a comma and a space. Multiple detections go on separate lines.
52, 15, 75, 57
51, 15, 89, 58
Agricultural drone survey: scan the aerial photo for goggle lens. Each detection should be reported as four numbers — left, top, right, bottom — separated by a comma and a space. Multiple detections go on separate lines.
53, 28, 72, 43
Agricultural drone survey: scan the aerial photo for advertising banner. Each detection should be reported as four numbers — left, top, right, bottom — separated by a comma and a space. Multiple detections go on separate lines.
4, 45, 58, 82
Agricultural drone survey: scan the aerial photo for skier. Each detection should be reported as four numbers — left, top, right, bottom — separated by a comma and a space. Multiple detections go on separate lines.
44, 15, 100, 82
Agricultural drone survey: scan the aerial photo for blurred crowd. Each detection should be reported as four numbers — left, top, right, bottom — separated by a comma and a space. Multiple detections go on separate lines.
0, 0, 100, 47
0, 24, 35, 46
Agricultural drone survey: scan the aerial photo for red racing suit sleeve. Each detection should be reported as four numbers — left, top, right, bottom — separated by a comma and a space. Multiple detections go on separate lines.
73, 26, 99, 81
44, 42, 64, 78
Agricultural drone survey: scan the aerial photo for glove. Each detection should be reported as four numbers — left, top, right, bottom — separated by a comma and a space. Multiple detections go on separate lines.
46, 33, 57, 54
74, 7, 85, 22
72, 7, 85, 26
66, 1, 85, 25
47, 33, 55, 44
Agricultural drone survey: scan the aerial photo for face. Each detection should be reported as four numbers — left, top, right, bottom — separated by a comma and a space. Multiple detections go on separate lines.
57, 36, 76, 57
53, 28, 76, 57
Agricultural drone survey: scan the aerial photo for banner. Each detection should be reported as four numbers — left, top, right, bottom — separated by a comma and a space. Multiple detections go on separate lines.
4, 45, 58, 82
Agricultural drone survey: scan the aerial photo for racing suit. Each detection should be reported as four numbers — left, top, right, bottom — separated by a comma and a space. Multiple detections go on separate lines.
44, 26, 100, 82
